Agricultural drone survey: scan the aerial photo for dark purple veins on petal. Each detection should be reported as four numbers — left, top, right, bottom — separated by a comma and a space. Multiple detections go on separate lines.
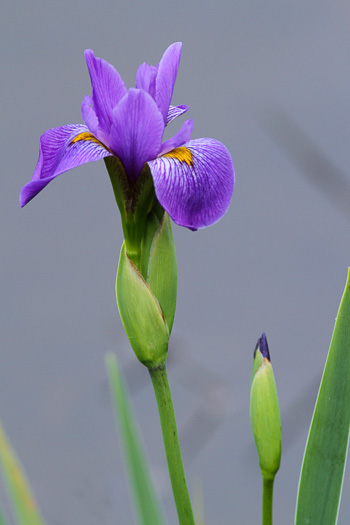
166, 105, 189, 125
20, 124, 112, 207
148, 138, 234, 230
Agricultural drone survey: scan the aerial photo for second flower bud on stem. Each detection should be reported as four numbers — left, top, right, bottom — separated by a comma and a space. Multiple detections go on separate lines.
250, 334, 281, 525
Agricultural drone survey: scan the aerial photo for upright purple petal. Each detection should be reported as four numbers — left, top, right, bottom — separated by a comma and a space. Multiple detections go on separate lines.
135, 62, 158, 99
81, 95, 110, 147
110, 88, 164, 184
20, 124, 112, 207
148, 138, 234, 230
166, 105, 189, 125
81, 95, 99, 137
84, 49, 127, 137
158, 119, 193, 156
155, 42, 182, 123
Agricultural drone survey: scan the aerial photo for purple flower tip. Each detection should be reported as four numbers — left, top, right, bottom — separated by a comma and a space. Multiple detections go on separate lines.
254, 333, 270, 361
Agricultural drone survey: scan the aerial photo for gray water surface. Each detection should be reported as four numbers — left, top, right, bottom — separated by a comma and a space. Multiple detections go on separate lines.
2, 1, 350, 523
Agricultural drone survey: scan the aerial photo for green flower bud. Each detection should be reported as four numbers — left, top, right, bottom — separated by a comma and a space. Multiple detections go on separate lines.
117, 242, 169, 367
116, 207, 177, 368
250, 334, 281, 481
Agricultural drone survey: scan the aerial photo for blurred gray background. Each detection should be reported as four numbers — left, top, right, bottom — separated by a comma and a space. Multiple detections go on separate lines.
2, 0, 350, 523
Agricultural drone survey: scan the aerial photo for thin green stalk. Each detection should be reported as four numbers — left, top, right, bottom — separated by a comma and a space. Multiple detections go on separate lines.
262, 477, 274, 525
149, 365, 195, 525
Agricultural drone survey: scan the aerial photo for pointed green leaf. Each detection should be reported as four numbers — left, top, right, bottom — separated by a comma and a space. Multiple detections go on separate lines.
105, 353, 166, 525
295, 269, 350, 525
147, 213, 177, 333
0, 421, 44, 525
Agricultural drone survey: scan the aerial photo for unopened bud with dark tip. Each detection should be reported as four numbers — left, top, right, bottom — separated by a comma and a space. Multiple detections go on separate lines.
255, 333, 270, 360
250, 333, 281, 481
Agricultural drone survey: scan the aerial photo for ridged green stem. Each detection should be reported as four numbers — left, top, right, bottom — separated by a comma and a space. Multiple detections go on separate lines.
262, 477, 274, 525
149, 365, 195, 525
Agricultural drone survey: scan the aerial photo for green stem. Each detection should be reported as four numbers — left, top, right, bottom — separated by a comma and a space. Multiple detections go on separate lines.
262, 477, 274, 525
149, 365, 195, 525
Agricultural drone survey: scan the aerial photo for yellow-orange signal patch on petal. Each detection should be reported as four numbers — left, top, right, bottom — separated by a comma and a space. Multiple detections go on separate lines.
163, 147, 193, 166
70, 132, 113, 153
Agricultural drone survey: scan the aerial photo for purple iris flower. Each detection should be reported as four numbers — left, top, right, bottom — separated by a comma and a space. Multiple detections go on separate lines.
20, 43, 234, 230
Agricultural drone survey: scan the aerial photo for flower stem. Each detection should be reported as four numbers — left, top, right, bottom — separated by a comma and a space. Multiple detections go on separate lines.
262, 477, 274, 525
149, 365, 195, 525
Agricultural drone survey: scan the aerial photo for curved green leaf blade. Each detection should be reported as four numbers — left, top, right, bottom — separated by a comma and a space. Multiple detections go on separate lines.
105, 353, 166, 525
0, 421, 44, 525
295, 269, 350, 525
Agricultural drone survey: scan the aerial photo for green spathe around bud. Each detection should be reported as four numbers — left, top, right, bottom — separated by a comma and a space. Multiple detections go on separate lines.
117, 242, 170, 367
250, 333, 281, 481
116, 207, 177, 368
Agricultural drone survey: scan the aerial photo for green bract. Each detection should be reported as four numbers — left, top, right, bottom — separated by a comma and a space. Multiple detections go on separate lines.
105, 157, 156, 267
144, 210, 177, 333
250, 342, 281, 481
116, 209, 177, 368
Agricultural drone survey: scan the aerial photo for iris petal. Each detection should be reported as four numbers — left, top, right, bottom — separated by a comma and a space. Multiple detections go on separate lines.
81, 95, 110, 147
20, 124, 112, 207
156, 42, 182, 123
166, 105, 189, 125
81, 95, 99, 137
84, 49, 127, 137
110, 88, 164, 184
148, 138, 235, 230
135, 62, 158, 99
158, 119, 193, 156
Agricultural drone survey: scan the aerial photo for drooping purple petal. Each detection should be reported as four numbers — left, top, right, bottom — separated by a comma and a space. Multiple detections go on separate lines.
158, 119, 193, 157
110, 88, 164, 184
155, 42, 182, 123
147, 138, 235, 230
20, 124, 112, 207
84, 49, 127, 137
135, 62, 158, 99
166, 105, 189, 125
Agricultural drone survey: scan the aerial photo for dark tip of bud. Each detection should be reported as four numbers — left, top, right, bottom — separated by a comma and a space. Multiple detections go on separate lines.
254, 333, 270, 361
260, 333, 270, 360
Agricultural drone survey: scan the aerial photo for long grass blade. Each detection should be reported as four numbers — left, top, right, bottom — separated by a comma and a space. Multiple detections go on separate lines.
0, 421, 44, 525
295, 268, 350, 524
106, 353, 166, 525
